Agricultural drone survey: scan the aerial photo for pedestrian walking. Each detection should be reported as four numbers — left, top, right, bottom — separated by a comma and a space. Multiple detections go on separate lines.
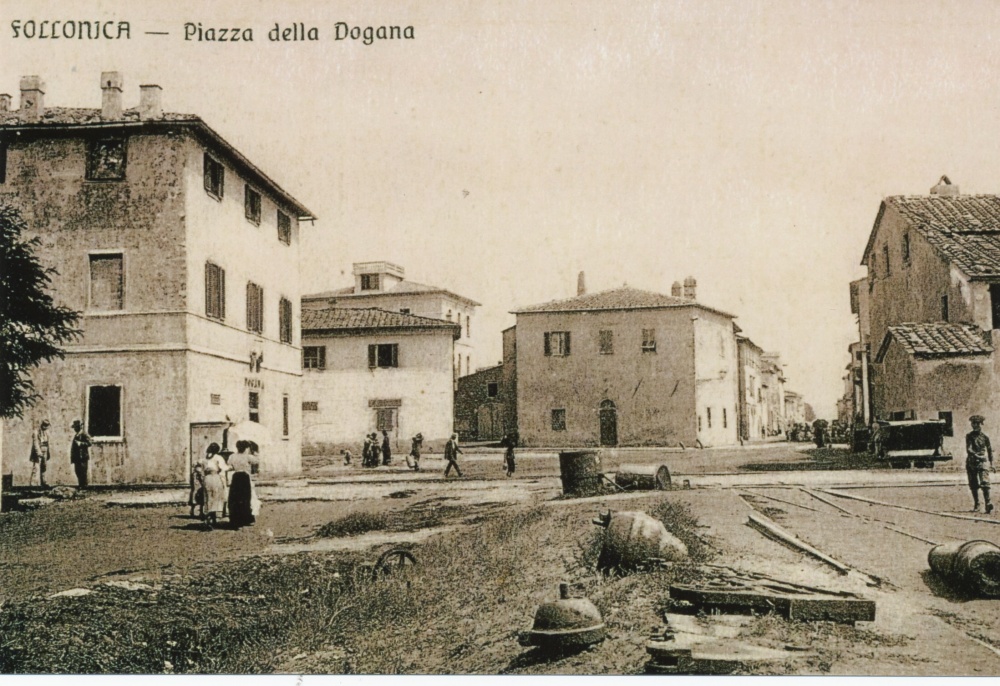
69, 419, 92, 489
966, 415, 995, 514
29, 420, 51, 488
407, 433, 423, 471
201, 443, 231, 529
381, 430, 392, 466
444, 433, 463, 478
502, 432, 516, 477
227, 441, 258, 529
362, 434, 373, 468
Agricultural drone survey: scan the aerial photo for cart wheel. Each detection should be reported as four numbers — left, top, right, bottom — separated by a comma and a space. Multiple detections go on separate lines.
373, 548, 417, 579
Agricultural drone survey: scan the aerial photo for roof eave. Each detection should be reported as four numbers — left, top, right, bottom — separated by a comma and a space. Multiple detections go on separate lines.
510, 303, 736, 319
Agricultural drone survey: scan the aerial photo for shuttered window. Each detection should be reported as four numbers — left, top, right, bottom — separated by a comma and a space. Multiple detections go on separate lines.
368, 344, 399, 368
599, 330, 614, 355
204, 154, 224, 199
205, 262, 226, 320
89, 253, 124, 310
246, 282, 263, 333
277, 211, 291, 245
279, 297, 293, 343
544, 331, 571, 356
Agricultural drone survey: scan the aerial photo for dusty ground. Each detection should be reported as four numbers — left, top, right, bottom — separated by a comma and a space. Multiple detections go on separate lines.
1, 443, 998, 675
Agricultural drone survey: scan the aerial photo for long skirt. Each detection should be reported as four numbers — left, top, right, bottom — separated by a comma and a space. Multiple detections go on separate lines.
228, 472, 256, 528
203, 471, 227, 516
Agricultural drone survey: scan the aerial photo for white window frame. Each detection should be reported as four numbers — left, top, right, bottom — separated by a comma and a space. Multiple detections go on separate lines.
86, 249, 126, 314
85, 383, 124, 442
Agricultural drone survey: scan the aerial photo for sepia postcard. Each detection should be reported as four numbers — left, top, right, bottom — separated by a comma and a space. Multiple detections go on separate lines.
1, 0, 999, 680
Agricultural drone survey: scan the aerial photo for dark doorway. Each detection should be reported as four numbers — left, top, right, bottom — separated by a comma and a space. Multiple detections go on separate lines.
599, 400, 618, 447
991, 284, 1000, 329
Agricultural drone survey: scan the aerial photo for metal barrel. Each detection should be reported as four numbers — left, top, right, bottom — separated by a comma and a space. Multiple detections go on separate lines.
614, 464, 672, 491
928, 540, 1000, 598
558, 450, 602, 496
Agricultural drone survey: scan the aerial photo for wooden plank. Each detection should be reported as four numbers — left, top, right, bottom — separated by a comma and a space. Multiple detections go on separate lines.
746, 513, 852, 575
799, 488, 856, 515
820, 489, 1000, 526
740, 490, 824, 514
669, 584, 875, 624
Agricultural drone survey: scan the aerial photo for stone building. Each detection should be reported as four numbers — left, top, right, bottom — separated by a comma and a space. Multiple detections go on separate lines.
736, 333, 766, 441
859, 176, 1000, 454
760, 352, 787, 436
510, 279, 740, 448
300, 308, 460, 453
454, 325, 518, 442
0, 73, 315, 485
302, 261, 479, 382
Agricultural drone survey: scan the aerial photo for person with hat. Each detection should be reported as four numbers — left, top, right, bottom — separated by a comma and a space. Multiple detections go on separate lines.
443, 433, 463, 478
69, 419, 93, 489
201, 442, 231, 529
29, 420, 51, 488
370, 432, 382, 467
966, 415, 995, 513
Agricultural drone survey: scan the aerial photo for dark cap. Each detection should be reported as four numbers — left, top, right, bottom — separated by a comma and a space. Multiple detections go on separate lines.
971, 415, 986, 425
71, 419, 83, 429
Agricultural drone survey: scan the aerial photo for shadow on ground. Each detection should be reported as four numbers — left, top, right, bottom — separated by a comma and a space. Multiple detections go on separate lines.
741, 447, 882, 472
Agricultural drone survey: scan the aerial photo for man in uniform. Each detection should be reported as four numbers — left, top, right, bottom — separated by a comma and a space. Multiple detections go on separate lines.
443, 433, 463, 478
70, 419, 92, 489
966, 415, 995, 513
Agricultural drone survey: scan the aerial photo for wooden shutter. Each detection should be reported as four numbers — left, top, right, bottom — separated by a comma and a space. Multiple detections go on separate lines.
544, 332, 551, 356
391, 344, 399, 368
368, 344, 377, 368
564, 332, 571, 355
219, 267, 226, 320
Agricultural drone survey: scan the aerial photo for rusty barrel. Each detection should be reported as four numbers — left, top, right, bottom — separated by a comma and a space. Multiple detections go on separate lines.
614, 464, 672, 491
928, 540, 1000, 598
559, 450, 602, 497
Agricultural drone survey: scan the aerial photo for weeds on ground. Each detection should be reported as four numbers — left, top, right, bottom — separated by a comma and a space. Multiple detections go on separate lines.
316, 511, 390, 538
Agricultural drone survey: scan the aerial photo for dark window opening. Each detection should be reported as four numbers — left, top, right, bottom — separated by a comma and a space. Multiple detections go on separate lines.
883, 245, 891, 276
990, 285, 1000, 330
88, 385, 122, 438
903, 232, 911, 263
303, 346, 326, 369
245, 186, 261, 225
303, 401, 319, 412
361, 274, 380, 291
551, 409, 566, 431
0, 143, 7, 184
466, 315, 471, 338
487, 382, 499, 398
282, 395, 289, 437
86, 138, 127, 181
279, 297, 293, 344
544, 331, 571, 356
942, 294, 949, 323
400, 308, 410, 314
723, 408, 728, 429
707, 407, 712, 429
89, 253, 124, 311
376, 408, 396, 431
249, 391, 260, 423
246, 282, 263, 333
368, 343, 399, 368
205, 262, 226, 320
277, 211, 291, 245
642, 328, 657, 352
203, 154, 224, 199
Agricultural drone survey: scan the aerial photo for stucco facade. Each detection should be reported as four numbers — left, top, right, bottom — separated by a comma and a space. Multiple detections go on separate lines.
737, 335, 766, 441
1, 74, 313, 484
301, 309, 459, 453
512, 288, 739, 448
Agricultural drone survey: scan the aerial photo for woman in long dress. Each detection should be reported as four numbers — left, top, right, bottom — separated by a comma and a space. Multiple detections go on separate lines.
201, 443, 230, 529
228, 441, 258, 529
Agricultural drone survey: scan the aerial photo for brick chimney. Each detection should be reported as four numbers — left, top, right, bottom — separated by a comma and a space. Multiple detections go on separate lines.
577, 271, 586, 296
0, 94, 11, 112
671, 281, 682, 297
100, 71, 123, 120
139, 84, 162, 120
19, 76, 44, 122
683, 276, 697, 300
930, 175, 959, 197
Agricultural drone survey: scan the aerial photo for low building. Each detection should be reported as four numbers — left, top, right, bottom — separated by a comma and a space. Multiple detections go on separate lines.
1, 73, 314, 485
454, 364, 506, 441
511, 280, 739, 448
784, 390, 806, 425
760, 353, 787, 436
736, 333, 766, 441
302, 261, 479, 382
300, 307, 460, 454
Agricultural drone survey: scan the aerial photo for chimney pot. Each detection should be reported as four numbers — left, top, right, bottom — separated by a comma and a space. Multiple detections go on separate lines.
682, 276, 697, 300
0, 94, 11, 112
100, 71, 124, 120
18, 76, 45, 122
671, 281, 682, 297
577, 271, 586, 296
139, 84, 163, 120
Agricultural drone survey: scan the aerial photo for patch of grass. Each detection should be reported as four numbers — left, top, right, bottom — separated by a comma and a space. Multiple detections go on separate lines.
316, 511, 389, 538
649, 498, 715, 563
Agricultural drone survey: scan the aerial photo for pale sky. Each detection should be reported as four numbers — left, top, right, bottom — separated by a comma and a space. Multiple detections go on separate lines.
7, 0, 1000, 418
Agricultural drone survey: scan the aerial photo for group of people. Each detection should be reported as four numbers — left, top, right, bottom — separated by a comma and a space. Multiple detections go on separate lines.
358, 430, 393, 468
29, 419, 93, 490
341, 431, 518, 478
189, 440, 261, 530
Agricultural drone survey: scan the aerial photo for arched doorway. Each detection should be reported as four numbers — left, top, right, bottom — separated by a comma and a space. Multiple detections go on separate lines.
599, 400, 618, 447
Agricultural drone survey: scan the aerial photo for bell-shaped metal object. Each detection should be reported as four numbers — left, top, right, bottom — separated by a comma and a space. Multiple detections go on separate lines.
519, 583, 607, 650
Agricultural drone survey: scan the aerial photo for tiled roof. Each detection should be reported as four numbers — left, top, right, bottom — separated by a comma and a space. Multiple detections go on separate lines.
301, 307, 461, 336
879, 322, 993, 361
879, 195, 1000, 278
0, 107, 314, 219
0, 107, 198, 126
303, 280, 480, 306
511, 286, 734, 318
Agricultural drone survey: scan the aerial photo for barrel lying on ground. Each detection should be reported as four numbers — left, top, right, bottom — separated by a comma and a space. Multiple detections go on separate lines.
928, 540, 1000, 598
614, 464, 672, 491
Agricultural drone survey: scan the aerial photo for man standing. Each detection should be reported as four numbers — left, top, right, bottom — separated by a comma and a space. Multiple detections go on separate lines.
443, 433, 463, 478
408, 433, 423, 471
30, 420, 51, 488
501, 432, 517, 477
70, 419, 92, 489
966, 415, 995, 514
381, 430, 392, 466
